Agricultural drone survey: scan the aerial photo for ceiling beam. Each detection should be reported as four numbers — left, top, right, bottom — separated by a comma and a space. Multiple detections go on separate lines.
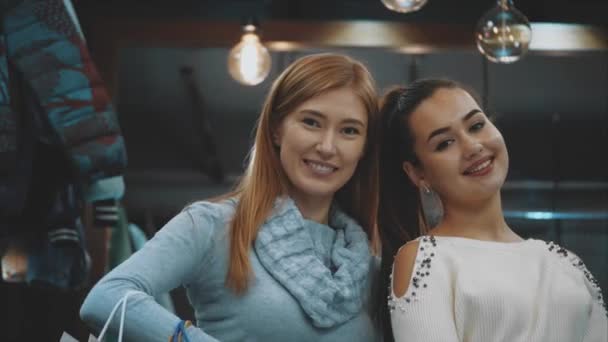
79, 17, 608, 94
86, 19, 608, 51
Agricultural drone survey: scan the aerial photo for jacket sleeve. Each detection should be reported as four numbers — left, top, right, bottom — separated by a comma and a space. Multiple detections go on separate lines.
80, 205, 220, 341
5, 0, 127, 184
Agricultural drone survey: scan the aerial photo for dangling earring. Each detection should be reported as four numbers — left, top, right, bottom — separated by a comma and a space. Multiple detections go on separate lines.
421, 183, 431, 194
419, 182, 443, 229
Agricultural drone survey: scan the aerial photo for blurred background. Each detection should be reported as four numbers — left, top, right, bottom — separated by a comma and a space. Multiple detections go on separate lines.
1, 0, 607, 340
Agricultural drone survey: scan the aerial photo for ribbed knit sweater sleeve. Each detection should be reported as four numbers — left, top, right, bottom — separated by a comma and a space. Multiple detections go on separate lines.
584, 298, 608, 342
389, 237, 459, 342
80, 205, 220, 341
573, 254, 608, 342
544, 243, 607, 342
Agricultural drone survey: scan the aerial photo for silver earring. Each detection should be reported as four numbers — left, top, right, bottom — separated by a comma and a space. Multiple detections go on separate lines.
421, 184, 431, 194
419, 184, 443, 229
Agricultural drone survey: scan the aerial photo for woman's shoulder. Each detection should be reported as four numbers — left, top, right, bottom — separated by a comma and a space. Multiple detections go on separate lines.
524, 240, 608, 315
183, 198, 238, 223
536, 240, 593, 274
391, 236, 444, 301
392, 240, 421, 298
159, 198, 238, 243
537, 240, 606, 313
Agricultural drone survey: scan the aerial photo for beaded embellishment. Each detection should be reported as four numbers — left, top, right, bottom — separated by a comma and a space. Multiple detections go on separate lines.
389, 236, 438, 313
545, 241, 607, 317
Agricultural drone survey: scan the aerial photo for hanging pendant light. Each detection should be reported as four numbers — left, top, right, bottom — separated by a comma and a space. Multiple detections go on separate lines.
381, 0, 428, 14
227, 23, 271, 86
475, 0, 532, 63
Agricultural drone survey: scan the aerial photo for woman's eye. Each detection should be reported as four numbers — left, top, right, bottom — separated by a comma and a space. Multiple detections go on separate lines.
342, 127, 361, 136
435, 139, 454, 151
302, 118, 320, 127
470, 121, 485, 132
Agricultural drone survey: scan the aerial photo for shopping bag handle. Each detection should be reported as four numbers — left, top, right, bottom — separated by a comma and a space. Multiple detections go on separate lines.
96, 291, 136, 342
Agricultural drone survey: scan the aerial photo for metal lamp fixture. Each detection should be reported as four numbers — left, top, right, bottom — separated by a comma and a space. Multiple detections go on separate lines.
475, 0, 532, 63
381, 0, 428, 14
227, 23, 272, 86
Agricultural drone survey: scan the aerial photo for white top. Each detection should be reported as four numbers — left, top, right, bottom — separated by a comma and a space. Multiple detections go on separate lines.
389, 236, 607, 342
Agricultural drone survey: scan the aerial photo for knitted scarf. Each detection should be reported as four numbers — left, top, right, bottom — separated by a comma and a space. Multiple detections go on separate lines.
255, 197, 372, 328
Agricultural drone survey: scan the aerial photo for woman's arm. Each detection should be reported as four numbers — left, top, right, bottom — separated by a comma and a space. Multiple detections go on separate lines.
583, 299, 608, 342
80, 205, 220, 341
576, 258, 608, 342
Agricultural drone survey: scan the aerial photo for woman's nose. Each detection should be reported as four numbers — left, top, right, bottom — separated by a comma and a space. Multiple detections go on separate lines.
316, 131, 337, 156
463, 136, 483, 159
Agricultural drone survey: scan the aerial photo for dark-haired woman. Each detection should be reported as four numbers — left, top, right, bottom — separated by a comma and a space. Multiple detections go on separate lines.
376, 79, 607, 342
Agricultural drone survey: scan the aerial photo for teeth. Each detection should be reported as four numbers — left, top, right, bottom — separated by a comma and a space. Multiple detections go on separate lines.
307, 161, 335, 174
468, 159, 491, 173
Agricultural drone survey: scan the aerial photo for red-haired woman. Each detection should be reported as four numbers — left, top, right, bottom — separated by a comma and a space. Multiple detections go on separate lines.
81, 53, 382, 342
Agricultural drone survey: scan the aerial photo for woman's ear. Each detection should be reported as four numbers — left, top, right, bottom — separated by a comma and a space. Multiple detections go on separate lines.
272, 126, 282, 147
402, 161, 424, 187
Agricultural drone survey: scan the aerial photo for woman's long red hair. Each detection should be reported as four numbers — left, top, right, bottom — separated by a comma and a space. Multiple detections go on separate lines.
223, 53, 381, 293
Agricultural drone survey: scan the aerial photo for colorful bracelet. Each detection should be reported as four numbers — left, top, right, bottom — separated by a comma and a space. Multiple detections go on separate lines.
170, 320, 192, 342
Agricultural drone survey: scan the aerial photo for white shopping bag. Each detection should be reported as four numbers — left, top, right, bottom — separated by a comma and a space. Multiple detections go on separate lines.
58, 331, 96, 342
59, 332, 79, 342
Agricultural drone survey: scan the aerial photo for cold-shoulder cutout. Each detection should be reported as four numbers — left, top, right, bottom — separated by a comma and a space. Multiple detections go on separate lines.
392, 240, 420, 298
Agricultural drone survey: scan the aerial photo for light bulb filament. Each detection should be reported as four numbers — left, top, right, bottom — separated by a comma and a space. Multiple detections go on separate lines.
227, 27, 272, 86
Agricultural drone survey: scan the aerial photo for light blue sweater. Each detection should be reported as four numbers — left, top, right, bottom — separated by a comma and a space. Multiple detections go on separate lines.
80, 199, 380, 341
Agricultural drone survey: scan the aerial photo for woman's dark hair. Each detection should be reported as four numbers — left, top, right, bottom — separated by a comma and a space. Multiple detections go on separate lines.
374, 79, 467, 341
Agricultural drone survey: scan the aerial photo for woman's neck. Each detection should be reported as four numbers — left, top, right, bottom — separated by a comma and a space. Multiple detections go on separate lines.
289, 192, 332, 224
431, 193, 522, 242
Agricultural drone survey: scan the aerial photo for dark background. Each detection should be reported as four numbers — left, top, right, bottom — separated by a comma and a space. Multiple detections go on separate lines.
1, 0, 606, 340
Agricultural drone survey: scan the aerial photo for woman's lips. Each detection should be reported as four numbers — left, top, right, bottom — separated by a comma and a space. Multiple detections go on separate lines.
463, 157, 493, 176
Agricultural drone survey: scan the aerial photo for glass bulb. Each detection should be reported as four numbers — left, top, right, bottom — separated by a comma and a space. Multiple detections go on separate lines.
227, 26, 271, 86
381, 0, 428, 13
475, 0, 532, 63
